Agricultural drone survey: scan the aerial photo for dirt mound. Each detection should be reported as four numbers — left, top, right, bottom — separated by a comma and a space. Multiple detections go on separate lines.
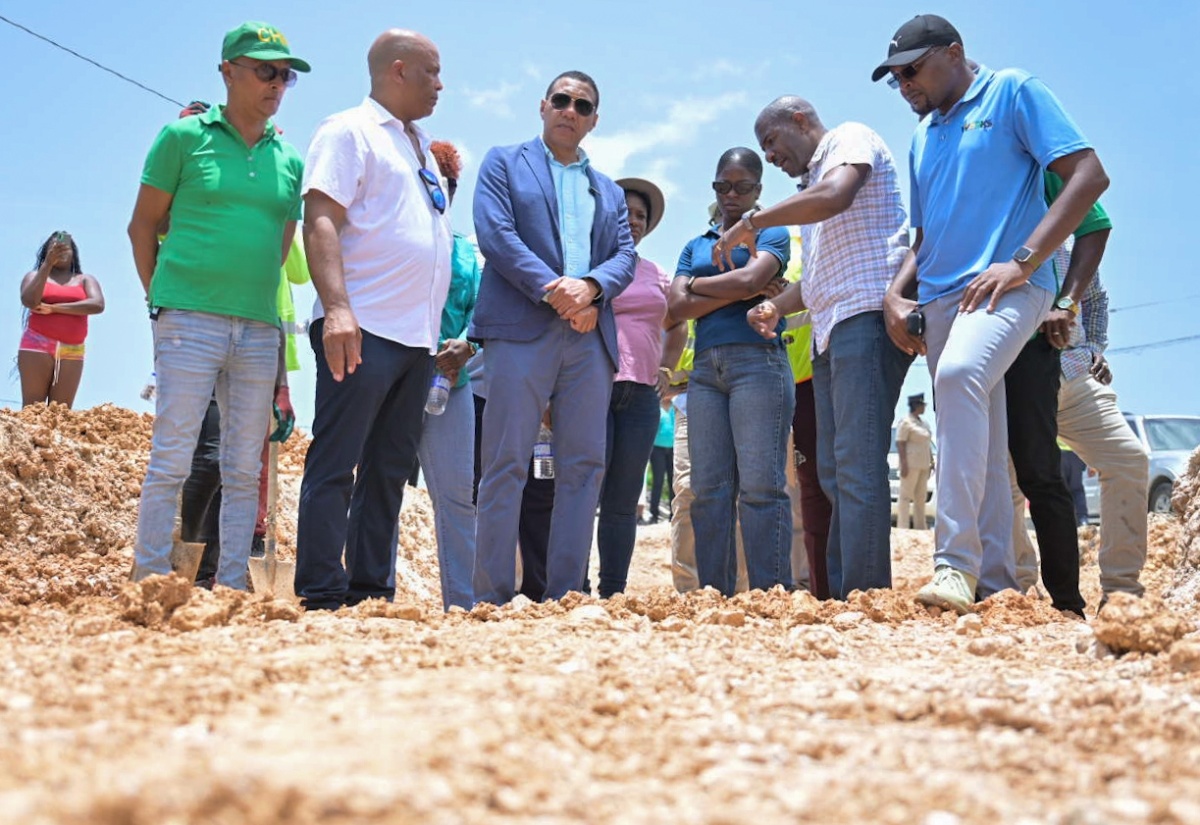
0, 404, 441, 614
1168, 447, 1200, 609
0, 404, 150, 605
1092, 592, 1195, 654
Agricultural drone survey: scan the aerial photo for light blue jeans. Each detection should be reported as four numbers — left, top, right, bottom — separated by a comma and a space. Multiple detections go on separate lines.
417, 381, 477, 610
688, 343, 795, 595
134, 310, 278, 589
923, 283, 1052, 595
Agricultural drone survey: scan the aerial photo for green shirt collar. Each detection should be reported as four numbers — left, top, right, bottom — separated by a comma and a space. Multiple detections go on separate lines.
198, 104, 279, 145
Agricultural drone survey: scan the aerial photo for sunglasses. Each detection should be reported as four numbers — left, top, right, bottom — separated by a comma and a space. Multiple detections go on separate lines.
419, 167, 447, 214
886, 47, 944, 89
712, 180, 761, 195
230, 60, 299, 88
548, 92, 596, 118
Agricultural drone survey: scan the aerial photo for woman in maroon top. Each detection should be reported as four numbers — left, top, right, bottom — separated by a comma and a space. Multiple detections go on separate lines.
18, 231, 105, 407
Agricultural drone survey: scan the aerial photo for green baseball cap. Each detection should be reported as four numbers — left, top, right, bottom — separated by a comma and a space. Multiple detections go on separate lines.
221, 22, 311, 72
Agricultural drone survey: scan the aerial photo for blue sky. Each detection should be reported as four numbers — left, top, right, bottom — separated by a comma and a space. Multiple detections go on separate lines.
2, 0, 1197, 430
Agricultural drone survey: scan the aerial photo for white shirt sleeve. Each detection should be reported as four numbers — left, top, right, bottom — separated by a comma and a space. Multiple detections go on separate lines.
302, 114, 365, 209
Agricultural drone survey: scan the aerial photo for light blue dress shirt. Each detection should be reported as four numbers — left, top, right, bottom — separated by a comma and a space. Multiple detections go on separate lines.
541, 138, 596, 280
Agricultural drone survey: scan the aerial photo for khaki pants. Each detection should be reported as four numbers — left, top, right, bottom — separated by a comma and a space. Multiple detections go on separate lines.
672, 407, 745, 592
896, 467, 930, 530
786, 433, 809, 590
1011, 374, 1149, 597
671, 406, 807, 592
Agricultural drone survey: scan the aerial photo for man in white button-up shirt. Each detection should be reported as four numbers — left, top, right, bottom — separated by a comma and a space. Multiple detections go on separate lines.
296, 29, 452, 611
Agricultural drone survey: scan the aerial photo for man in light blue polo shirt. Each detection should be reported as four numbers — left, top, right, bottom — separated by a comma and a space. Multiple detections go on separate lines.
873, 14, 1110, 613
471, 71, 636, 605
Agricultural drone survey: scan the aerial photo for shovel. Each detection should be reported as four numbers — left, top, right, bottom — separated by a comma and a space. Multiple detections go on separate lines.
130, 491, 205, 583
168, 493, 206, 582
248, 441, 296, 600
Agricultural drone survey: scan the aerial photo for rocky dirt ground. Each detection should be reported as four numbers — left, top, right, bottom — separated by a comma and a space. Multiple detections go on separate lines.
2, 403, 1200, 824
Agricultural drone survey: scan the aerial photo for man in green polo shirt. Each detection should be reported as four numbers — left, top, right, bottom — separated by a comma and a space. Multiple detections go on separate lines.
127, 21, 308, 590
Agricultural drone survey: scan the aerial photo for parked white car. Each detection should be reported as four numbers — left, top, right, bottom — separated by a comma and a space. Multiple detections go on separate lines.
1083, 413, 1200, 518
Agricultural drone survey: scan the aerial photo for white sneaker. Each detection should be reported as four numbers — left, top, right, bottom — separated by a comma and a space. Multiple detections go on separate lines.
916, 565, 978, 615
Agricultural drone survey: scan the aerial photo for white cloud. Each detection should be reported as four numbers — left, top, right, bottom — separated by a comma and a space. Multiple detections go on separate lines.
689, 58, 771, 83
583, 91, 748, 189
461, 81, 522, 119
691, 58, 742, 81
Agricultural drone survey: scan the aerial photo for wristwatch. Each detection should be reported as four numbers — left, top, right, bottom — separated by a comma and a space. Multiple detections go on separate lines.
686, 276, 698, 293
741, 207, 761, 231
1054, 296, 1079, 316
1012, 245, 1037, 269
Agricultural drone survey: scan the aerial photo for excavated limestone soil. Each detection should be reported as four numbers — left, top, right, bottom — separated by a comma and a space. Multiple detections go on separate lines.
2, 404, 1200, 824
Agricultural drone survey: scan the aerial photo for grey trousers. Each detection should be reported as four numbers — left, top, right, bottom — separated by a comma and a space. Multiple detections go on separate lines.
923, 283, 1052, 596
473, 322, 613, 605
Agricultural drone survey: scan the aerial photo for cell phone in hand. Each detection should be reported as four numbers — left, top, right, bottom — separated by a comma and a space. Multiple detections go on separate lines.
54, 231, 70, 245
905, 309, 925, 338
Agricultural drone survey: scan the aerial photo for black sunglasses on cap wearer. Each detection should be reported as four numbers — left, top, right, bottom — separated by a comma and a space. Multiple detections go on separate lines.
548, 92, 595, 117
418, 167, 447, 214
885, 46, 944, 89
229, 60, 299, 88
712, 180, 761, 195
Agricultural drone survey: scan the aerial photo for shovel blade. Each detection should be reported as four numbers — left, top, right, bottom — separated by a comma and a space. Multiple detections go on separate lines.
169, 540, 205, 583
248, 556, 298, 602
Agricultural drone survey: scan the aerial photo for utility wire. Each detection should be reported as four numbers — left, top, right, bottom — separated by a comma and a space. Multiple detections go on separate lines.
1110, 294, 1200, 314
0, 14, 184, 108
1108, 333, 1200, 356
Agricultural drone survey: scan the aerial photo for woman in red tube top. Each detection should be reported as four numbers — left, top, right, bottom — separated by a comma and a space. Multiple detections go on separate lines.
18, 231, 105, 407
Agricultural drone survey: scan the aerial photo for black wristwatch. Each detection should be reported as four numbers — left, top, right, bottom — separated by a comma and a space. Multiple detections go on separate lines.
1012, 245, 1037, 269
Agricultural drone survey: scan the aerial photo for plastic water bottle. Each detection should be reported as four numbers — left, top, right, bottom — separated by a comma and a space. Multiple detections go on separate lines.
139, 371, 157, 402
424, 373, 451, 415
532, 424, 555, 480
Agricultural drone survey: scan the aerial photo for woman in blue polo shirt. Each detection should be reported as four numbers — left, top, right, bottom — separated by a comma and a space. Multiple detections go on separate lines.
666, 147, 794, 597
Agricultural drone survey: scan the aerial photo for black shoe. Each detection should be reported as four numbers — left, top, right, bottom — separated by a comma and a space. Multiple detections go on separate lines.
250, 534, 265, 558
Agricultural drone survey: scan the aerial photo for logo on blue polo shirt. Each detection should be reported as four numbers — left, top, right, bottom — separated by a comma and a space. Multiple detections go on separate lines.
962, 119, 994, 132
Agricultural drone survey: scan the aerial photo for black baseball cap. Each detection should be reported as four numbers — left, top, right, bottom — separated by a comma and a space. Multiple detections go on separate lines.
871, 14, 962, 82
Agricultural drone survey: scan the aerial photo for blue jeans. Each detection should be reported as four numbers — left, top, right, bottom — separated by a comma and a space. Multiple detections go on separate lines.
596, 380, 661, 597
296, 321, 433, 610
134, 310, 278, 589
417, 382, 477, 610
812, 311, 913, 598
688, 343, 794, 595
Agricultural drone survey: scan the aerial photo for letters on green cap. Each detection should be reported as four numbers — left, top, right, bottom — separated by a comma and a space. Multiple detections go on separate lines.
221, 21, 311, 72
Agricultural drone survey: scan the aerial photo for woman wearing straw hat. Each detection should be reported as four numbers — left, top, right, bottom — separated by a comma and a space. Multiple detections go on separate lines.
591, 177, 671, 597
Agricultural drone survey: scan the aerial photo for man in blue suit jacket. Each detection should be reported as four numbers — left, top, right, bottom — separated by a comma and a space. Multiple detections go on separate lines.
471, 70, 636, 604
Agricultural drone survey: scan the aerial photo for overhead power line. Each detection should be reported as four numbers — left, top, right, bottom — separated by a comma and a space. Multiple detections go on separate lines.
1110, 294, 1200, 314
1108, 333, 1200, 356
0, 14, 184, 108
